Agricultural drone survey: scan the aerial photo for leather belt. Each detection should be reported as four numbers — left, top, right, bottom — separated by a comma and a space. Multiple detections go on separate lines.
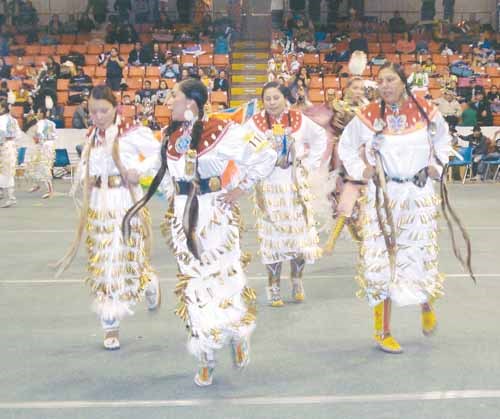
175, 176, 222, 195
91, 175, 124, 188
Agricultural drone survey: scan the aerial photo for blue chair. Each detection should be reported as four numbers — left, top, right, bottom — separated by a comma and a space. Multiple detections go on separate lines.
448, 146, 473, 184
53, 148, 73, 180
483, 157, 500, 181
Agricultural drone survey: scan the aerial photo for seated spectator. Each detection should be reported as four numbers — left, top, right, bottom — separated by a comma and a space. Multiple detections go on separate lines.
23, 95, 37, 130
0, 57, 10, 79
460, 102, 477, 126
103, 48, 125, 91
160, 57, 180, 79
396, 32, 416, 54
128, 42, 149, 66
14, 85, 30, 105
62, 14, 79, 34
114, 0, 132, 22
471, 90, 493, 126
17, 0, 38, 27
289, 53, 301, 74
149, 43, 166, 66
476, 137, 500, 180
11, 57, 30, 80
156, 79, 170, 104
122, 94, 132, 105
117, 23, 138, 44
197, 67, 213, 91
389, 11, 407, 33
77, 12, 96, 32
69, 66, 93, 93
422, 57, 437, 76
408, 64, 429, 91
135, 80, 157, 104
71, 98, 91, 129
179, 67, 191, 81
486, 86, 499, 103
439, 67, 458, 91
434, 89, 462, 127
47, 14, 62, 34
0, 81, 7, 100
464, 125, 490, 176
212, 70, 229, 92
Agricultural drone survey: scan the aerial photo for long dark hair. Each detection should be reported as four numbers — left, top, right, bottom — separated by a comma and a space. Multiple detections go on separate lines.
262, 81, 296, 106
377, 62, 430, 126
122, 79, 208, 239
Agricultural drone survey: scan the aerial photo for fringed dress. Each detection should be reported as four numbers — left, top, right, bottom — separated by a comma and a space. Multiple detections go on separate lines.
338, 98, 450, 307
0, 114, 20, 190
161, 118, 276, 361
80, 123, 160, 328
244, 109, 327, 265
25, 119, 56, 185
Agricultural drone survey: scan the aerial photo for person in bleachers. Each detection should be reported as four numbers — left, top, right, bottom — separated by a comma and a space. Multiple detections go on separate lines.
348, 34, 368, 55
117, 22, 138, 43
212, 69, 229, 92
289, 53, 301, 74
438, 67, 457, 91
47, 14, 62, 35
486, 85, 499, 103
86, 0, 106, 25
0, 28, 10, 57
396, 32, 416, 54
114, 0, 132, 23
72, 98, 91, 129
0, 80, 7, 100
422, 57, 437, 76
460, 101, 477, 126
121, 93, 132, 105
476, 137, 500, 181
155, 79, 170, 104
149, 42, 165, 66
434, 89, 462, 128
11, 56, 29, 80
13, 83, 29, 105
62, 14, 79, 34
180, 67, 191, 81
197, 67, 213, 91
46, 56, 60, 78
0, 56, 10, 79
160, 57, 179, 80
470, 89, 493, 126
22, 95, 37, 130
389, 11, 407, 34
69, 66, 93, 103
135, 79, 156, 104
104, 48, 126, 91
153, 12, 173, 31
408, 63, 429, 92
134, 0, 150, 23
128, 41, 150, 66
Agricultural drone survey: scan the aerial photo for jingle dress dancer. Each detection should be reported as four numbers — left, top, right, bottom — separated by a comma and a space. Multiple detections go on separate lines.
26, 114, 56, 199
123, 79, 277, 386
244, 82, 328, 307
55, 86, 161, 350
0, 99, 21, 208
338, 62, 454, 354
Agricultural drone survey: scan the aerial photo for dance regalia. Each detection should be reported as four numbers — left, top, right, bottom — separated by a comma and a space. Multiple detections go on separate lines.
244, 109, 327, 266
26, 119, 56, 186
0, 114, 20, 191
77, 122, 160, 329
339, 97, 450, 307
161, 118, 276, 365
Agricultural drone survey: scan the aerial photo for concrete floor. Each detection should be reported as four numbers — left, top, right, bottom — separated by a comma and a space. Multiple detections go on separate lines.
1, 181, 499, 418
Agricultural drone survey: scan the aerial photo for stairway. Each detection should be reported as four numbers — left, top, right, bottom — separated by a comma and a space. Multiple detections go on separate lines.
230, 41, 270, 107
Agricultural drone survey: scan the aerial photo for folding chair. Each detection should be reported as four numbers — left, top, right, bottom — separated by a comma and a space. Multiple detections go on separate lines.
53, 149, 74, 180
447, 146, 473, 184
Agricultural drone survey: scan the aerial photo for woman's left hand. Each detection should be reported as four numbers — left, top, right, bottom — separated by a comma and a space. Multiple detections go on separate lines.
126, 169, 140, 185
218, 187, 245, 207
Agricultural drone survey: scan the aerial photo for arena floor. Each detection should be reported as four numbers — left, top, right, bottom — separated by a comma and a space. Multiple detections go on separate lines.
1, 181, 499, 419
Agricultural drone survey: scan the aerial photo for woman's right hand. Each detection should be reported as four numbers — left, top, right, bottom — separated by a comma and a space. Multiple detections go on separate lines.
362, 165, 375, 179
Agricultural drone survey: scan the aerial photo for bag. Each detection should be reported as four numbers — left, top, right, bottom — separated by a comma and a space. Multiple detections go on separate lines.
450, 61, 473, 77
62, 52, 85, 67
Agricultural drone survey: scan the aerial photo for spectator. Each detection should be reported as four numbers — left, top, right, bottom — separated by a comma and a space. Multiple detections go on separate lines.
348, 34, 368, 55
443, 0, 455, 22
296, 66, 310, 88
153, 12, 172, 30
47, 14, 62, 34
71, 98, 91, 128
389, 11, 406, 33
121, 93, 132, 105
155, 79, 170, 104
135, 79, 156, 104
149, 42, 165, 66
197, 67, 212, 91
128, 41, 149, 66
104, 48, 125, 91
0, 28, 10, 57
396, 32, 416, 54
460, 102, 477, 126
464, 125, 490, 177
438, 67, 458, 91
212, 69, 229, 92
434, 89, 462, 127
0, 56, 10, 79
117, 23, 138, 43
160, 57, 179, 79
69, 66, 93, 92
486, 85, 499, 103
179, 67, 191, 81
476, 137, 500, 180
62, 14, 79, 34
408, 64, 429, 91
46, 56, 60, 78
0, 80, 7, 99
11, 56, 29, 80
23, 96, 38, 130
289, 53, 301, 74
87, 0, 106, 25
471, 90, 493, 126
422, 57, 436, 76
14, 84, 30, 105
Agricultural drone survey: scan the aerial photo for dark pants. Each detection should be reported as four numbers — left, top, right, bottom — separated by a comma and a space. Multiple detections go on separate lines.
477, 152, 500, 179
106, 77, 121, 91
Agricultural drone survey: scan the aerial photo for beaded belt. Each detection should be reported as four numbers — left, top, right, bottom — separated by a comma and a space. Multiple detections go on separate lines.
91, 175, 124, 188
386, 167, 429, 188
175, 176, 222, 195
